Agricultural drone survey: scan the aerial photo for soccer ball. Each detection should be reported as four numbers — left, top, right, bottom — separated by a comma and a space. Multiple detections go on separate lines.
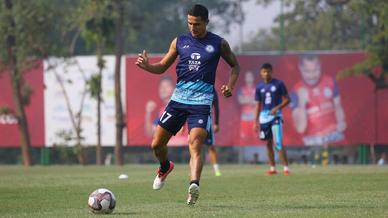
88, 188, 116, 214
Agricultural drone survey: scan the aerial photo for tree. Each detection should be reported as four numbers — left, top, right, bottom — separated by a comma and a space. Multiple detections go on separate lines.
75, 0, 115, 165
0, 0, 68, 166
252, 0, 374, 51
46, 58, 89, 165
337, 1, 388, 90
113, 0, 125, 166
251, 0, 387, 88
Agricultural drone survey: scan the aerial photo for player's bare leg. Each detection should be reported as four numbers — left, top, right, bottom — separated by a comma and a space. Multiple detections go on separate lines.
152, 126, 174, 190
272, 124, 290, 175
151, 126, 172, 161
208, 145, 222, 176
266, 139, 277, 175
187, 128, 207, 205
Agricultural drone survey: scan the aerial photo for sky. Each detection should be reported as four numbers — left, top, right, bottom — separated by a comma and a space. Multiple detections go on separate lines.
218, 0, 281, 49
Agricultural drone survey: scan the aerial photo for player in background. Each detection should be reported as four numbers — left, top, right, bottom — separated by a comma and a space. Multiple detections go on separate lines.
204, 88, 222, 176
145, 76, 187, 146
254, 63, 291, 176
135, 4, 240, 205
290, 54, 347, 146
237, 71, 257, 144
145, 76, 174, 137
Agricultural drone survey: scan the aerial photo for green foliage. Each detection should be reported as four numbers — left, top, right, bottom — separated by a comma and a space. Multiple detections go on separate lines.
88, 74, 102, 99
253, 0, 388, 89
0, 0, 76, 61
251, 0, 373, 51
0, 106, 11, 115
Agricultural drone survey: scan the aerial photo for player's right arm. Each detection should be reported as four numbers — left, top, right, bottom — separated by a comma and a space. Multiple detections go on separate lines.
291, 87, 308, 134
253, 101, 262, 132
135, 38, 178, 74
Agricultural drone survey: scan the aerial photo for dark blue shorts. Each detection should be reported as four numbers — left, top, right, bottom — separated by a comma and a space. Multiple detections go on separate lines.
259, 117, 281, 141
204, 126, 215, 145
158, 101, 211, 135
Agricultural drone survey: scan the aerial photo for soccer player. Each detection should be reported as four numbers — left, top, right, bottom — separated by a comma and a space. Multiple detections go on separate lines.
135, 4, 240, 205
254, 63, 291, 176
205, 88, 222, 177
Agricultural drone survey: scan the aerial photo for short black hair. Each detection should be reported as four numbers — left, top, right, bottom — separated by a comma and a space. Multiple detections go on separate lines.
188, 4, 209, 22
261, 63, 272, 71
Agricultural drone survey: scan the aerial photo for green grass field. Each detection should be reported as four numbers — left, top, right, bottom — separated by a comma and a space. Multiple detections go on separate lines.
1, 164, 387, 217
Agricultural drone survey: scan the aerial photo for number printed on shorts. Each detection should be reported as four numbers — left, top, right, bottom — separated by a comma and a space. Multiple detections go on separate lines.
160, 111, 172, 123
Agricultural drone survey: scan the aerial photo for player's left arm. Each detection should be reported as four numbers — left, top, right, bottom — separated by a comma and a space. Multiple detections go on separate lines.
271, 82, 290, 115
333, 96, 347, 132
212, 90, 220, 133
220, 39, 240, 98
332, 80, 346, 132
254, 101, 262, 132
271, 94, 291, 115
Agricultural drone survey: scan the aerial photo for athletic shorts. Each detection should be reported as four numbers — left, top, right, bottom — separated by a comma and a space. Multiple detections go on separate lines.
204, 126, 215, 145
158, 100, 211, 135
259, 117, 282, 141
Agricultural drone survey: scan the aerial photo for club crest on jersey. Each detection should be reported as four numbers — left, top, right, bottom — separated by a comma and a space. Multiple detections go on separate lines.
205, 45, 215, 53
271, 86, 276, 92
324, 87, 332, 97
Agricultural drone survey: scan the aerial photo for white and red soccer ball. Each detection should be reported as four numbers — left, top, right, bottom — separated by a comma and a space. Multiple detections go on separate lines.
88, 188, 116, 214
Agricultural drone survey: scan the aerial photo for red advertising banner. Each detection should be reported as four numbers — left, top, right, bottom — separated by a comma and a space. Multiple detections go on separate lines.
0, 61, 45, 147
126, 52, 388, 146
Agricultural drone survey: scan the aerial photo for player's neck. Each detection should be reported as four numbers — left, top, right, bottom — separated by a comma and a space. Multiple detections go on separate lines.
192, 31, 208, 39
264, 78, 272, 83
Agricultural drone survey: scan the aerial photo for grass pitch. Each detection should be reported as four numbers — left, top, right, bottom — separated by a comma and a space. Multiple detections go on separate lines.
0, 164, 387, 217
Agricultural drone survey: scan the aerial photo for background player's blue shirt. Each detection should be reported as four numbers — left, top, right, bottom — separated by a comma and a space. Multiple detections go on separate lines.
171, 32, 222, 106
255, 78, 288, 123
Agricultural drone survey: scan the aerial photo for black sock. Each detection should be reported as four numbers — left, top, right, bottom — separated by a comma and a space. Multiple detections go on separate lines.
190, 180, 199, 186
160, 160, 170, 173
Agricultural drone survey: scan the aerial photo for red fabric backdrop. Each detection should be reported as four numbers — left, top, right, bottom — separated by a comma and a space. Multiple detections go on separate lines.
0, 61, 45, 147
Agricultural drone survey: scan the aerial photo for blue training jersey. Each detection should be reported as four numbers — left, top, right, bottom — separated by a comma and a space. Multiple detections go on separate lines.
255, 78, 288, 123
171, 32, 222, 106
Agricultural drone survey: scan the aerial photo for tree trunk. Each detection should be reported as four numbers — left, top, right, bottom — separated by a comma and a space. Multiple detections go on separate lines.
113, 0, 125, 165
5, 0, 32, 166
76, 130, 86, 165
96, 49, 103, 165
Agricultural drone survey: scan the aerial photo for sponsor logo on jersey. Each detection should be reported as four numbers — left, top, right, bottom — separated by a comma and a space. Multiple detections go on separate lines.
189, 53, 201, 71
190, 53, 201, 60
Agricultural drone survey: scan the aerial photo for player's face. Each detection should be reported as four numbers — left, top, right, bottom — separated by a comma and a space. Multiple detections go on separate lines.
300, 59, 321, 86
187, 15, 208, 38
260, 68, 272, 83
159, 80, 174, 101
